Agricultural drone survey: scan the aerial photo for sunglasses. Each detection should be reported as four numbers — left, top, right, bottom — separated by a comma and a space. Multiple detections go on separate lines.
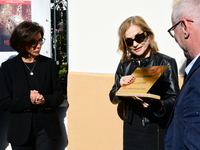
125, 32, 147, 46
30, 38, 46, 48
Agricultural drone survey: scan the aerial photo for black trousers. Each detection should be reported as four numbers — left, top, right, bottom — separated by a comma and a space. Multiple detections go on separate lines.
11, 127, 57, 150
10, 112, 58, 150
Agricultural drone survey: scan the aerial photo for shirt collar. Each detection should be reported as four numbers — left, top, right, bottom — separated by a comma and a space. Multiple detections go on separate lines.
185, 54, 200, 75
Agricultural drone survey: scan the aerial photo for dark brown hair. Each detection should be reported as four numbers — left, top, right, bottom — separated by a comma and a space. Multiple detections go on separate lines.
9, 21, 44, 57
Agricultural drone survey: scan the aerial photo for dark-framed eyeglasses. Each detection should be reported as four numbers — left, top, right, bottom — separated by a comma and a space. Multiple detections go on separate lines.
125, 32, 147, 46
167, 19, 193, 38
30, 38, 46, 48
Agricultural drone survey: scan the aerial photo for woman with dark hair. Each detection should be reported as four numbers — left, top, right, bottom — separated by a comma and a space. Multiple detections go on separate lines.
109, 16, 179, 150
0, 21, 64, 150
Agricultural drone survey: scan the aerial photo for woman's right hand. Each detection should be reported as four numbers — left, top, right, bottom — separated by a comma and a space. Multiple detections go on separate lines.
120, 75, 135, 87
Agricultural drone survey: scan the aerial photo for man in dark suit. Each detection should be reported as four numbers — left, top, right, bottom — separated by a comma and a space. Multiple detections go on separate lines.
165, 0, 200, 149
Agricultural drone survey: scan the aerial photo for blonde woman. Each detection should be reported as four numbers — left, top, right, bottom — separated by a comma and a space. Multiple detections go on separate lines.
109, 16, 179, 150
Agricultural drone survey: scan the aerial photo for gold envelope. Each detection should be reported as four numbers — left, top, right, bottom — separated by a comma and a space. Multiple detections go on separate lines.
116, 65, 168, 99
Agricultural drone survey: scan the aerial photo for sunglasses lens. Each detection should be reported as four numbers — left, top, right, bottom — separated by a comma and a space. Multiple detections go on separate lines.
125, 39, 134, 46
30, 40, 38, 46
135, 33, 145, 43
30, 38, 45, 47
125, 32, 146, 46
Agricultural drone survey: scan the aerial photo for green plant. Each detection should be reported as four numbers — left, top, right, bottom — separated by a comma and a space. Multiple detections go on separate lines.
59, 63, 67, 79
51, 0, 67, 81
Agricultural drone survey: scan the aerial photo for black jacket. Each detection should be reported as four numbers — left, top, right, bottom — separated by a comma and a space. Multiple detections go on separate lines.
110, 52, 179, 120
109, 52, 179, 150
0, 54, 64, 145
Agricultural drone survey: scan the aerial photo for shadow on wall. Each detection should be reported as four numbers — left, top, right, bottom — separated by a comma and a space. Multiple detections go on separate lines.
56, 99, 69, 150
0, 100, 69, 150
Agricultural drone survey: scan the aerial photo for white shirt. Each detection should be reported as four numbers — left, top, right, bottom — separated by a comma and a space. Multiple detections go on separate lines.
185, 54, 200, 75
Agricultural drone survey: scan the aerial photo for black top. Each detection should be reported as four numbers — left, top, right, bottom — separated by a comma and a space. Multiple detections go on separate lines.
24, 61, 43, 129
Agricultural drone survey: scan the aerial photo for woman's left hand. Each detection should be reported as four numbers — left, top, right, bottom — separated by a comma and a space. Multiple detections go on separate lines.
30, 90, 45, 105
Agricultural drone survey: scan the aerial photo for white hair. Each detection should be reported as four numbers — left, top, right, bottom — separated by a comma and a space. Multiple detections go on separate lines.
172, 0, 200, 24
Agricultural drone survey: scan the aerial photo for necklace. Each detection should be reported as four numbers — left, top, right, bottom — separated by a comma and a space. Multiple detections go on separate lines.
24, 61, 37, 75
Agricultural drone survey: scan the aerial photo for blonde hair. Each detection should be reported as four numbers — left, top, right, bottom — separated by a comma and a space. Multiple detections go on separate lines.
118, 16, 158, 62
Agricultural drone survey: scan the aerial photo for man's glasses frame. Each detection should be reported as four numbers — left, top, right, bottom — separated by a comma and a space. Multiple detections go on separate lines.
167, 19, 194, 38
125, 32, 147, 46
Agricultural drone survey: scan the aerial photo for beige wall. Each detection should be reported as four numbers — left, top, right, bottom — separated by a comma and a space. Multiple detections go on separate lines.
67, 72, 184, 150
68, 72, 123, 150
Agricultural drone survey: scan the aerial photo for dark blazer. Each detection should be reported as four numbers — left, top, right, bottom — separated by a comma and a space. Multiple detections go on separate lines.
165, 56, 200, 150
0, 54, 64, 145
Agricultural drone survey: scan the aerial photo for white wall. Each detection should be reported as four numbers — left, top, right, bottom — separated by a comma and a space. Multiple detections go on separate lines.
31, 0, 51, 57
68, 0, 186, 76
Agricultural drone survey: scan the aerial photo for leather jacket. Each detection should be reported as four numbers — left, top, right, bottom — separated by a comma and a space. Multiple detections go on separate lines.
109, 52, 179, 127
